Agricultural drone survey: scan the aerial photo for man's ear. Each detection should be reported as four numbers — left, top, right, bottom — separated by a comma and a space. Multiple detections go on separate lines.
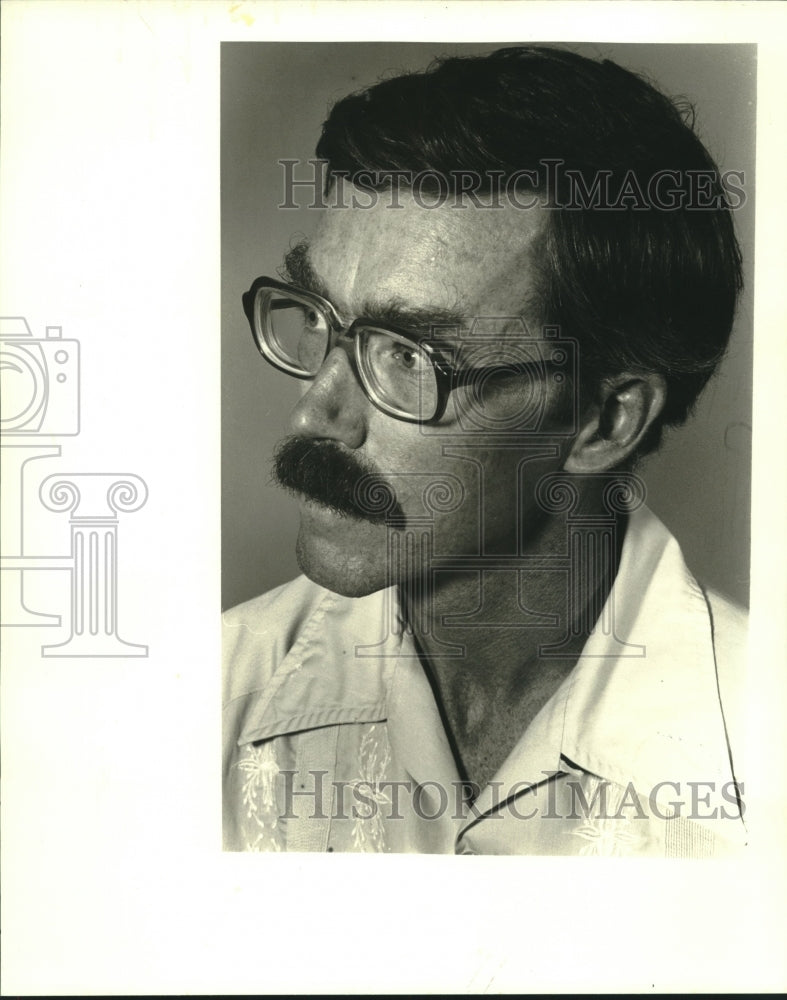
563, 373, 667, 473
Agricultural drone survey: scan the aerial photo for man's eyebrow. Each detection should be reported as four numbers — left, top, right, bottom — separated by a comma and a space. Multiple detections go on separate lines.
281, 240, 467, 335
357, 300, 467, 336
280, 242, 329, 298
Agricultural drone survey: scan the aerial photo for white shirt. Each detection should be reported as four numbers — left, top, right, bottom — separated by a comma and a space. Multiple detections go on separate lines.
223, 506, 747, 856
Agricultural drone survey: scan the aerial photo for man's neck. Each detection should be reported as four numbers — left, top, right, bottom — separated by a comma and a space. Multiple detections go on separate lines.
399, 510, 627, 791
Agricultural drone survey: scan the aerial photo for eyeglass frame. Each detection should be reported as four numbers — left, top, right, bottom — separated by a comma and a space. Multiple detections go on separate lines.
242, 275, 557, 425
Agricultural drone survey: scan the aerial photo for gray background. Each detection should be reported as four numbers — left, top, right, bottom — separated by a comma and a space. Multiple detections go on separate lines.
221, 42, 755, 611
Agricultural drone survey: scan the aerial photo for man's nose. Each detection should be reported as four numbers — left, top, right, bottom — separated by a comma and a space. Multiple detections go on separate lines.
288, 346, 367, 448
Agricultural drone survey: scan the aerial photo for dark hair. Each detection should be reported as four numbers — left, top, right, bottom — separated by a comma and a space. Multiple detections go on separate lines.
315, 46, 743, 453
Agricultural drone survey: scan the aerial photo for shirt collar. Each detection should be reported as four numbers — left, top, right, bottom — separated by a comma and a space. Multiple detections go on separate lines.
236, 585, 402, 746
559, 504, 740, 814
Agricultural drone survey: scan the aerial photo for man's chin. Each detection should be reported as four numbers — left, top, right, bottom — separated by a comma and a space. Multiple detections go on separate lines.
294, 508, 392, 598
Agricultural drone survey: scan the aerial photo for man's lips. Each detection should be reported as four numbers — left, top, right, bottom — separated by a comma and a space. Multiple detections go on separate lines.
299, 495, 365, 522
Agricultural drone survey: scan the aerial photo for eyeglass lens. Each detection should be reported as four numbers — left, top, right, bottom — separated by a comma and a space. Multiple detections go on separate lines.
263, 290, 439, 418
267, 296, 329, 374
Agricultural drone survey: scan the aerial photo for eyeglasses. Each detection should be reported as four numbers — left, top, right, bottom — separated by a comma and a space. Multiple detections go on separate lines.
243, 276, 561, 424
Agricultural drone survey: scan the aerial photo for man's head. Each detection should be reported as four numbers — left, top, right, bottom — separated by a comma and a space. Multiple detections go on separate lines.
257, 45, 743, 596
315, 45, 743, 452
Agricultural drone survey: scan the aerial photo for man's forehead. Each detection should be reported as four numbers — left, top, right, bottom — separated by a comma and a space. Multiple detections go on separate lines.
282, 241, 467, 332
297, 187, 547, 321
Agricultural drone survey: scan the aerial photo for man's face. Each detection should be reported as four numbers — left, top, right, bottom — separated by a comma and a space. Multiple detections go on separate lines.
279, 187, 576, 597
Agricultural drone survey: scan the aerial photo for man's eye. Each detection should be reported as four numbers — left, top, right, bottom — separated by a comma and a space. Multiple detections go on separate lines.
394, 348, 417, 369
300, 306, 328, 333
391, 346, 428, 373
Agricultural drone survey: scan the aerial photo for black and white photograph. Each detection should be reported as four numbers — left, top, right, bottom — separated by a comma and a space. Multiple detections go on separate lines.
222, 42, 753, 857
3, 2, 786, 995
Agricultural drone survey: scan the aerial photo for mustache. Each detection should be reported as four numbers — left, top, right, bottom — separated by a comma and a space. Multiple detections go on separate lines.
272, 436, 404, 524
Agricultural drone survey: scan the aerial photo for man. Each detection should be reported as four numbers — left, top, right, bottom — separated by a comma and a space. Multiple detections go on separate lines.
223, 46, 747, 855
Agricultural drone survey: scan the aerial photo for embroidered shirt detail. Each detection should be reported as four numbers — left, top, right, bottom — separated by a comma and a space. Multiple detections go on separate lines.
348, 725, 392, 853
567, 777, 645, 857
236, 741, 284, 852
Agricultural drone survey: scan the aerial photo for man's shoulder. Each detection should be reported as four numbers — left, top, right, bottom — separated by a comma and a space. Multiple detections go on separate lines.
703, 585, 748, 688
703, 585, 748, 757
222, 575, 334, 705
632, 506, 748, 711
704, 585, 748, 640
